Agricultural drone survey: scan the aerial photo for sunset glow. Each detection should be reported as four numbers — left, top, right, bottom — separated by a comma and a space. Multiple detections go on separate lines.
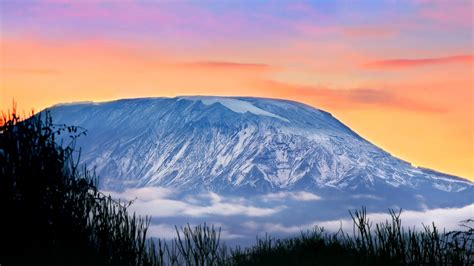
1, 1, 473, 180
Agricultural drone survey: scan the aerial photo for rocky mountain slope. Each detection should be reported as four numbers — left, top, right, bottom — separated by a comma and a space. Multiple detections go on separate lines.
44, 96, 472, 202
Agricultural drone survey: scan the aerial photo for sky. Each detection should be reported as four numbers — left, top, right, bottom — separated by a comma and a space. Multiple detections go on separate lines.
0, 0, 473, 180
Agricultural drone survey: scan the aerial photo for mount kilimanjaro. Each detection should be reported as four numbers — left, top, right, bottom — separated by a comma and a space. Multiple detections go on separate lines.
44, 96, 473, 209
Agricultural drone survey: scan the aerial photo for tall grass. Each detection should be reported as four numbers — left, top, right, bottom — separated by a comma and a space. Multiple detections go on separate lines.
0, 110, 472, 265
0, 111, 158, 265
149, 224, 229, 265
224, 208, 473, 265
131, 211, 473, 265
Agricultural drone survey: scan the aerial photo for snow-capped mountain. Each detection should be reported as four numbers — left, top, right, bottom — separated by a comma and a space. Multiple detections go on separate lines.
44, 96, 473, 207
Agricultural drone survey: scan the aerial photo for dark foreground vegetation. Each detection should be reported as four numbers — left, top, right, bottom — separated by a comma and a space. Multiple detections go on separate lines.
0, 110, 472, 265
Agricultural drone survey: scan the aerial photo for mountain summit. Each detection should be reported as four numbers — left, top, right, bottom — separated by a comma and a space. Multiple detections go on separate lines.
45, 96, 473, 207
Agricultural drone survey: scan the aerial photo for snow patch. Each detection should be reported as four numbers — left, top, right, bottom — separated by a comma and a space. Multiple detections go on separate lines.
181, 96, 290, 122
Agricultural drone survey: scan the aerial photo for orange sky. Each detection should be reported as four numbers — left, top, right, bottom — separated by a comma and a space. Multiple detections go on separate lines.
1, 1, 473, 180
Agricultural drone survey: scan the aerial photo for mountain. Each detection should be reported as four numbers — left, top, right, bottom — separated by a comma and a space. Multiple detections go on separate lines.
44, 96, 473, 209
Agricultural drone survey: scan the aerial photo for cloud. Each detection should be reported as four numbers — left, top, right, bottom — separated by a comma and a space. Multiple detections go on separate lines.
254, 80, 445, 113
343, 88, 392, 104
261, 191, 321, 202
185, 204, 279, 217
181, 61, 270, 71
108, 186, 175, 201
147, 223, 244, 240
366, 55, 474, 69
105, 187, 283, 218
147, 224, 180, 239
202, 191, 222, 204
351, 194, 383, 200
241, 221, 260, 231
105, 188, 473, 242
261, 204, 474, 235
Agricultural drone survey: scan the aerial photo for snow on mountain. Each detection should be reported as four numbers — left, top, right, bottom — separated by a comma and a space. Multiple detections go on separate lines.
179, 97, 290, 122
44, 96, 473, 205
39, 96, 474, 242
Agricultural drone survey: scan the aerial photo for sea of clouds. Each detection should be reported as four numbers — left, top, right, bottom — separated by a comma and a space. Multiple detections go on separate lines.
104, 187, 474, 243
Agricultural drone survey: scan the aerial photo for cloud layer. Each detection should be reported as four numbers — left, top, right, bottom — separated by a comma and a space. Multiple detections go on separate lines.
258, 204, 474, 235
261, 191, 321, 202
105, 187, 285, 218
105, 187, 473, 243
366, 55, 474, 69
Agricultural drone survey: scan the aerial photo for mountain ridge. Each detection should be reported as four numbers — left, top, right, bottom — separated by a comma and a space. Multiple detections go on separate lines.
43, 96, 472, 196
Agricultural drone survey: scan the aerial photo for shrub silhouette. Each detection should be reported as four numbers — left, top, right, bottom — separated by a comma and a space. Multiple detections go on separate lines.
0, 111, 157, 265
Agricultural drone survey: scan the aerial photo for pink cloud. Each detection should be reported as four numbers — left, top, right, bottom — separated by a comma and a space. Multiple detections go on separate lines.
253, 80, 446, 113
182, 61, 270, 71
366, 55, 474, 69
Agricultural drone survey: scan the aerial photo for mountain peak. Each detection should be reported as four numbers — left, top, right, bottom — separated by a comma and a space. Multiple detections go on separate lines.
44, 96, 472, 204
177, 96, 291, 122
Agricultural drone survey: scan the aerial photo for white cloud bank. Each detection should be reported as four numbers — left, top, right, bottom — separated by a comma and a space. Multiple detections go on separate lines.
104, 187, 284, 218
261, 191, 321, 202
147, 223, 245, 240
104, 187, 473, 242
258, 204, 474, 235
